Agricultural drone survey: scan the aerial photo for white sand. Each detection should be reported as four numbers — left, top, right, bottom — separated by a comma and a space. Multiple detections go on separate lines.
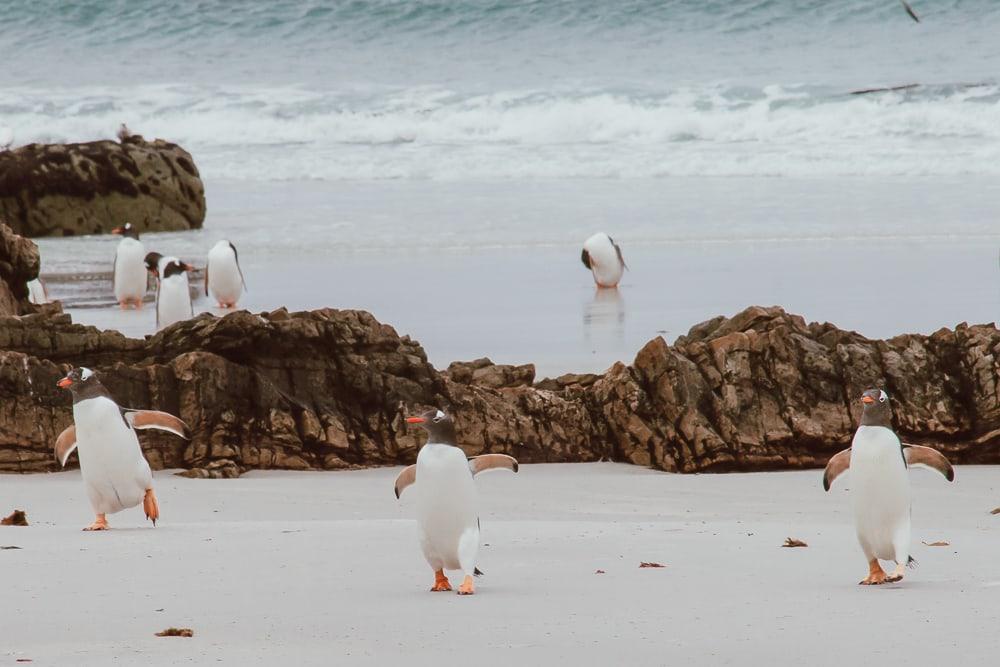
1, 463, 998, 666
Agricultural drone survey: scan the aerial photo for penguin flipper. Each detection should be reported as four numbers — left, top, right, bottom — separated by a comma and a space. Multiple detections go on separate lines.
613, 241, 627, 270
469, 454, 518, 476
902, 444, 954, 481
124, 410, 191, 439
204, 263, 210, 296
580, 249, 592, 270
54, 425, 78, 467
394, 464, 416, 499
822, 448, 851, 491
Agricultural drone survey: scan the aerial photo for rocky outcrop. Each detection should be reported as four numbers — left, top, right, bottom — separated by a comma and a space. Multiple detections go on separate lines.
0, 304, 998, 474
0, 223, 40, 316
0, 136, 205, 237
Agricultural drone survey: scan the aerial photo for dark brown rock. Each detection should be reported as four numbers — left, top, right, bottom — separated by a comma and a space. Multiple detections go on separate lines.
1, 304, 999, 475
0, 136, 205, 237
0, 224, 40, 316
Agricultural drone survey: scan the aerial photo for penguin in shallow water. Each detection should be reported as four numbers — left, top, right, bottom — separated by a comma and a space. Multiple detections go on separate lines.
581, 232, 626, 288
55, 367, 190, 530
112, 223, 147, 309
823, 388, 954, 585
205, 240, 246, 308
154, 258, 194, 330
394, 409, 518, 595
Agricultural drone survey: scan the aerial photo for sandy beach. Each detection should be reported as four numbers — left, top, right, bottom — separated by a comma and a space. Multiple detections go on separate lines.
2, 463, 997, 665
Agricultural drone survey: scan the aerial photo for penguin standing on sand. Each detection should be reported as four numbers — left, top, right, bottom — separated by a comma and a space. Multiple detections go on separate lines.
823, 388, 954, 585
205, 240, 246, 308
55, 367, 190, 530
111, 223, 147, 309
394, 409, 518, 595
581, 232, 626, 288
153, 258, 194, 330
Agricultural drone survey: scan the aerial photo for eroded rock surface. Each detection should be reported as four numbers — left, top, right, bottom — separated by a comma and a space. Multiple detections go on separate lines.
1, 304, 997, 474
0, 223, 40, 316
0, 136, 205, 237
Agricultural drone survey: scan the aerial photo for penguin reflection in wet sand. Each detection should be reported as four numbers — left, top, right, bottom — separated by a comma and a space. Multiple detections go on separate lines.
55, 367, 190, 530
112, 223, 147, 309
581, 232, 626, 288
394, 409, 518, 595
823, 388, 954, 585
205, 240, 246, 308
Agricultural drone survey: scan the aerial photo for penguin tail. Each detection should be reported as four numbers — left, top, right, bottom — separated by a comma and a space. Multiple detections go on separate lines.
907, 556, 918, 569
474, 567, 484, 577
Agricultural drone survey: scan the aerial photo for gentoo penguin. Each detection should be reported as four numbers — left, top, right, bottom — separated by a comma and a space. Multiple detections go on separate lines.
205, 240, 246, 308
111, 223, 147, 309
26, 277, 48, 305
823, 388, 954, 585
394, 409, 518, 595
154, 258, 195, 330
581, 232, 626, 288
54, 367, 190, 530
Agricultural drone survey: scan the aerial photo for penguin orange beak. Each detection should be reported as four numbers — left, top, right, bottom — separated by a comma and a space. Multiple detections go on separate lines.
861, 395, 875, 404
57, 377, 73, 388
111, 226, 125, 235
182, 263, 196, 272
406, 417, 425, 424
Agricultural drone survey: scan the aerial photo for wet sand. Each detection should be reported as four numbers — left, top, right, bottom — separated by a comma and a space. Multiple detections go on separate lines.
2, 463, 998, 665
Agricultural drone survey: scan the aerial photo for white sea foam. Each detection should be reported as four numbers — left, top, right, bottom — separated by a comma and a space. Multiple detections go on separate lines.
4, 83, 1000, 181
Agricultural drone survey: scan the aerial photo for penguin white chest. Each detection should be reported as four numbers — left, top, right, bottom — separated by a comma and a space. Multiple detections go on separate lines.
114, 237, 147, 302
583, 233, 624, 287
415, 444, 479, 570
157, 273, 192, 330
207, 242, 243, 305
849, 425, 911, 561
74, 396, 152, 514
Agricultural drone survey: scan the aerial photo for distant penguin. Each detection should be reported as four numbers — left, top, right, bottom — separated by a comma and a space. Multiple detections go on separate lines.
581, 232, 626, 288
205, 240, 246, 308
155, 259, 194, 330
823, 388, 954, 585
112, 223, 147, 309
55, 367, 190, 530
26, 278, 48, 305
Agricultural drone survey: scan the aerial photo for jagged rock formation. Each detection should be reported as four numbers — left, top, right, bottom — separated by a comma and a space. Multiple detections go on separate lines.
0, 223, 40, 316
0, 304, 997, 475
0, 136, 205, 237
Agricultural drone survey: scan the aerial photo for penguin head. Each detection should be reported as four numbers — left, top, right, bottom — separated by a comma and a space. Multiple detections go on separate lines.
57, 367, 102, 395
144, 252, 164, 277
406, 408, 458, 445
859, 388, 892, 427
111, 222, 139, 240
162, 260, 194, 279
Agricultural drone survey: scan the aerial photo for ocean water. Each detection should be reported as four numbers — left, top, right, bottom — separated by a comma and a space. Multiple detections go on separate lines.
2, 1, 1000, 180
5, 2, 1000, 373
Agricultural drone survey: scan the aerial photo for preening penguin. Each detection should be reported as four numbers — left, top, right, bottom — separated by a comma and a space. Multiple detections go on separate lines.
823, 388, 954, 585
205, 240, 246, 308
581, 232, 626, 288
394, 408, 518, 595
111, 223, 147, 309
55, 367, 191, 530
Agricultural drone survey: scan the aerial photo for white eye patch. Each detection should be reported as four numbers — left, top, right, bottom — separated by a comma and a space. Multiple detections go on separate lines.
80, 368, 94, 380
879, 390, 888, 402
435, 410, 445, 419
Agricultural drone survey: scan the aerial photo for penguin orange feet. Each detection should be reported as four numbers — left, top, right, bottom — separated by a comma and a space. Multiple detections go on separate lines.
430, 569, 452, 592
118, 301, 129, 310
457, 575, 475, 595
133, 298, 144, 310
859, 559, 888, 585
143, 488, 159, 526
885, 563, 906, 583
83, 514, 109, 531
